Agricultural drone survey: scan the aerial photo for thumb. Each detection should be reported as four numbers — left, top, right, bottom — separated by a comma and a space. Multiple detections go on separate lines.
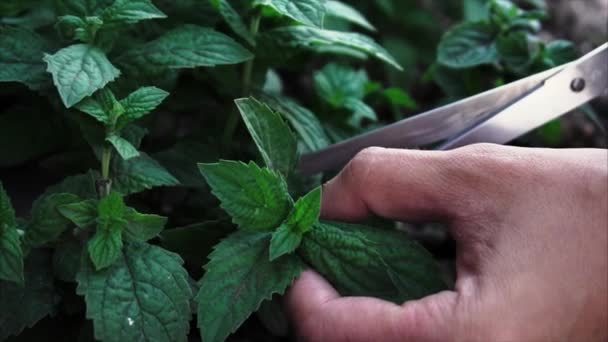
285, 270, 460, 342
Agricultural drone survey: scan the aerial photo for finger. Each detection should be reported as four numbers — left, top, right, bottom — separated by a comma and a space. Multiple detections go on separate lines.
285, 270, 459, 342
321, 145, 503, 223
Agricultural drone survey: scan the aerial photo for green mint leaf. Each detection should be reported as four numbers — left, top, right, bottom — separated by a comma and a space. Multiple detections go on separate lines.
98, 191, 126, 220
325, 1, 375, 31
0, 182, 22, 283
97, 87, 125, 118
118, 25, 253, 71
56, 15, 86, 40
254, 0, 326, 27
257, 94, 330, 152
75, 96, 111, 124
102, 0, 167, 25
268, 187, 320, 261
544, 40, 577, 67
0, 26, 48, 90
314, 63, 368, 106
464, 0, 490, 21
44, 170, 99, 200
124, 208, 167, 241
196, 231, 304, 342
235, 97, 297, 177
344, 97, 377, 126
111, 153, 180, 195
87, 218, 124, 270
44, 44, 121, 108
497, 31, 537, 73
0, 224, 24, 284
268, 224, 302, 261
77, 242, 192, 341
490, 0, 521, 23
199, 161, 292, 232
58, 198, 98, 228
87, 192, 127, 270
0, 250, 56, 340
73, 16, 104, 43
117, 86, 169, 128
383, 88, 417, 109
299, 221, 446, 303
285, 186, 321, 233
106, 135, 141, 160
314, 63, 376, 126
53, 236, 83, 282
209, 0, 255, 46
437, 21, 498, 69
0, 182, 17, 228
24, 193, 81, 249
260, 26, 402, 70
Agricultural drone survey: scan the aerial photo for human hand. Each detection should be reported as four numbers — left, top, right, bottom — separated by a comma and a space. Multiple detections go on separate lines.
285, 144, 608, 342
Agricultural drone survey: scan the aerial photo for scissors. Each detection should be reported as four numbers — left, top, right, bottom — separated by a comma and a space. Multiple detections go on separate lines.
298, 43, 608, 176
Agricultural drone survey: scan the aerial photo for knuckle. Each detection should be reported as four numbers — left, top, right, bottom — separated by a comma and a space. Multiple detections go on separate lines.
442, 144, 526, 220
343, 147, 385, 184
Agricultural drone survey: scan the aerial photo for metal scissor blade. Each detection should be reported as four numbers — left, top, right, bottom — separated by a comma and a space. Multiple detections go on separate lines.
298, 64, 566, 175
439, 43, 608, 150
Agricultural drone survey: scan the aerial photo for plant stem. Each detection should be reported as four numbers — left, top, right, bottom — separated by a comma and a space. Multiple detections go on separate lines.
98, 145, 112, 198
222, 12, 262, 153
241, 13, 261, 96
101, 145, 112, 180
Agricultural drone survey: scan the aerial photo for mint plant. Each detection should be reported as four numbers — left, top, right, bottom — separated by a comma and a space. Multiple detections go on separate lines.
434, 0, 577, 97
432, 0, 586, 145
0, 0, 586, 341
196, 97, 445, 342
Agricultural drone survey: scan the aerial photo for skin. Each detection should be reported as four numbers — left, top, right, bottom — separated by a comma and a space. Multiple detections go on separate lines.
285, 144, 608, 342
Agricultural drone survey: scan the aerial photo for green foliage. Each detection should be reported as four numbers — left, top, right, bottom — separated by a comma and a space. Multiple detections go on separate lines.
436, 0, 577, 82
260, 26, 403, 70
325, 1, 376, 31
111, 153, 180, 194
315, 63, 377, 126
209, 0, 255, 46
256, 94, 330, 152
0, 26, 48, 90
269, 186, 321, 261
24, 193, 81, 249
255, 0, 326, 27
199, 161, 292, 231
44, 44, 121, 107
434, 0, 578, 142
0, 250, 56, 340
102, 0, 167, 25
196, 232, 304, 342
195, 93, 446, 338
76, 241, 192, 342
235, 97, 297, 177
0, 0, 580, 340
87, 192, 127, 269
119, 25, 254, 71
438, 21, 498, 68
0, 182, 23, 283
299, 221, 446, 303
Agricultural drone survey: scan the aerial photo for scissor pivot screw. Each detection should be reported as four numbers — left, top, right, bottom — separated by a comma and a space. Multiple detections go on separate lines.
570, 78, 586, 92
